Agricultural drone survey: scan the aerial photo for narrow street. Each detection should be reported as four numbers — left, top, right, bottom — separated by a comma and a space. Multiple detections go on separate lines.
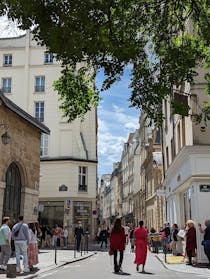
37, 249, 209, 279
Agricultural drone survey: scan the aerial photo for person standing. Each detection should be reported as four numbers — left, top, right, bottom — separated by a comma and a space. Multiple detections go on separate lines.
171, 224, 179, 255
12, 216, 30, 273
185, 220, 197, 265
54, 224, 62, 247
198, 220, 210, 268
0, 217, 11, 271
62, 226, 68, 248
27, 223, 39, 271
74, 221, 84, 252
134, 220, 148, 273
109, 218, 126, 273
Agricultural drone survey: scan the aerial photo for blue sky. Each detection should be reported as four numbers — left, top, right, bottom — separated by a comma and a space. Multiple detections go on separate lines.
0, 15, 140, 178
96, 68, 140, 178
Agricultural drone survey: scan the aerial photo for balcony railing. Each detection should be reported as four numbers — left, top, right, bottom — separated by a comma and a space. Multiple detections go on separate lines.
2, 87, 11, 93
35, 85, 45, 92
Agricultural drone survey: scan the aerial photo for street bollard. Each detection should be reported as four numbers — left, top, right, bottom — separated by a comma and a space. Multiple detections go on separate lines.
54, 243, 57, 265
7, 264, 16, 278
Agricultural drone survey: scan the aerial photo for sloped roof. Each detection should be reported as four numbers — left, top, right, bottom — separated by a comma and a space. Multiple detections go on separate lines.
0, 92, 50, 134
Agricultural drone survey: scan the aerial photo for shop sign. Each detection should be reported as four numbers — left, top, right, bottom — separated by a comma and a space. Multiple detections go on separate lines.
200, 185, 210, 192
66, 199, 71, 209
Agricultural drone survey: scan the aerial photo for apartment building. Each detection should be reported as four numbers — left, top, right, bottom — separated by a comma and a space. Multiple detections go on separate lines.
162, 75, 210, 262
0, 32, 97, 239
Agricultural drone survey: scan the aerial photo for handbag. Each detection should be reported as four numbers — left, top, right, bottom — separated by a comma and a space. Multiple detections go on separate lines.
109, 248, 113, 256
177, 229, 186, 239
202, 240, 210, 250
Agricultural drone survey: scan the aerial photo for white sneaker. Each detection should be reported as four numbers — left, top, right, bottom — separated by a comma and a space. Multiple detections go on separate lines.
16, 267, 21, 273
24, 268, 30, 273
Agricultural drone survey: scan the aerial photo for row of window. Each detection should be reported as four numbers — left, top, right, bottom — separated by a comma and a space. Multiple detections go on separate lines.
1, 76, 46, 94
2, 52, 53, 67
40, 135, 88, 192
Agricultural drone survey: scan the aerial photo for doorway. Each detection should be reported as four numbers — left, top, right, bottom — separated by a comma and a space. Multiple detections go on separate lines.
3, 162, 22, 222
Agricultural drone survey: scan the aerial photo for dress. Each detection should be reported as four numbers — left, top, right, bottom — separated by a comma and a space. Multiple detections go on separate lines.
28, 229, 39, 268
134, 226, 148, 265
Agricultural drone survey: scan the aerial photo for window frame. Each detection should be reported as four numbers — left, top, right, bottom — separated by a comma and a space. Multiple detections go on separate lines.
40, 133, 49, 157
34, 76, 45, 93
35, 101, 45, 122
1, 77, 12, 93
78, 166, 88, 192
3, 54, 12, 66
44, 52, 53, 64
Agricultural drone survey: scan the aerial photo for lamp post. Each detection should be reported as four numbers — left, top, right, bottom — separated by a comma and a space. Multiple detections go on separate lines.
0, 123, 10, 145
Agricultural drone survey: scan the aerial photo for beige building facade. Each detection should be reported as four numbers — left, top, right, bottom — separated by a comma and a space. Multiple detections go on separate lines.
162, 76, 210, 262
0, 92, 49, 223
0, 32, 97, 240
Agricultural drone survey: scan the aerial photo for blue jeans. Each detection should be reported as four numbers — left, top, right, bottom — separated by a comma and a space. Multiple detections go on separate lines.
15, 241, 28, 270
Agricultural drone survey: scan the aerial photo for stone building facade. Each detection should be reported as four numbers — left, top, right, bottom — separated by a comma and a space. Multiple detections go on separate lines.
0, 92, 49, 223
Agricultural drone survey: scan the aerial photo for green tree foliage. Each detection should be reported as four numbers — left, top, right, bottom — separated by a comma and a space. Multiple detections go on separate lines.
1, 0, 210, 124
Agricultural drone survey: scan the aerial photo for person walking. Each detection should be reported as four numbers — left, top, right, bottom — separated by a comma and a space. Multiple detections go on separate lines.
99, 225, 109, 249
134, 220, 148, 273
198, 220, 210, 268
0, 217, 11, 271
12, 216, 30, 273
27, 223, 39, 271
109, 218, 126, 273
129, 224, 135, 252
74, 221, 84, 252
185, 220, 197, 265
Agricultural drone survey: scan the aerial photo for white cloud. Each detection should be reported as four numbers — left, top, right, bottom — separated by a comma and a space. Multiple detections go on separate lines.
98, 105, 139, 176
0, 16, 26, 38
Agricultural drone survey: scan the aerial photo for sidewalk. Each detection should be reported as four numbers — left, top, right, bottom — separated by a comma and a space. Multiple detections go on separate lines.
0, 248, 95, 279
156, 252, 210, 277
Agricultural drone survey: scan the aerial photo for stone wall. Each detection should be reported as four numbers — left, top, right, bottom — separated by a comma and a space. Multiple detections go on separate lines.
0, 102, 41, 222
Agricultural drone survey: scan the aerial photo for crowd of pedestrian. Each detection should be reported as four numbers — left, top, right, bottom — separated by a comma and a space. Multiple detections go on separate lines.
0, 215, 71, 274
103, 218, 210, 274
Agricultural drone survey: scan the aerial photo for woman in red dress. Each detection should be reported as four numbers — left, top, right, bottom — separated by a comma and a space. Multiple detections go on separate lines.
109, 218, 126, 273
134, 220, 148, 272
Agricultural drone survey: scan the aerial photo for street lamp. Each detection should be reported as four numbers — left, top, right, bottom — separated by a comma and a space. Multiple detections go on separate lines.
0, 123, 10, 145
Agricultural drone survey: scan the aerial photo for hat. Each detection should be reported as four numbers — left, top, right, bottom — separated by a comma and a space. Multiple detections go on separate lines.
2, 216, 10, 222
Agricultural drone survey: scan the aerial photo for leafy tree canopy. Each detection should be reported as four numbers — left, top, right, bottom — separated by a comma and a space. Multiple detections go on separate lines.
1, 0, 210, 125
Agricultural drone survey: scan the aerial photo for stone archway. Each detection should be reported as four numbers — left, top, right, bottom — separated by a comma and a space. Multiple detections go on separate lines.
3, 162, 22, 222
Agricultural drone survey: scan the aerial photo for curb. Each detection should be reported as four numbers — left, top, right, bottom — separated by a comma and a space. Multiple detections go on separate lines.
24, 252, 96, 279
155, 254, 210, 276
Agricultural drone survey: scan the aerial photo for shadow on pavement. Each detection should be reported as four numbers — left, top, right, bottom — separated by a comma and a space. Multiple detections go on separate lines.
137, 271, 154, 275
113, 272, 131, 276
